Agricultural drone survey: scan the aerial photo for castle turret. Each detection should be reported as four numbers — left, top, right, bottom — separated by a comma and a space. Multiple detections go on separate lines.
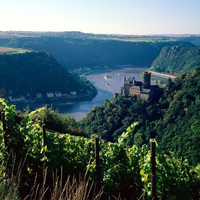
123, 75, 127, 83
142, 71, 151, 89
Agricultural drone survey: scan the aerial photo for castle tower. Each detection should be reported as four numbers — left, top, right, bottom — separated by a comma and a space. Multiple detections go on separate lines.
142, 71, 151, 89
123, 76, 126, 83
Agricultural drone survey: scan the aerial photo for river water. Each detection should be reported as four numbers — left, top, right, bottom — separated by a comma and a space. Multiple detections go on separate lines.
53, 67, 145, 120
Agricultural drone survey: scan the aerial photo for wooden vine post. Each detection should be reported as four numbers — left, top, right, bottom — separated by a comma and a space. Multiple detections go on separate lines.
1, 112, 7, 148
151, 140, 156, 200
42, 124, 47, 200
95, 137, 101, 192
42, 124, 47, 170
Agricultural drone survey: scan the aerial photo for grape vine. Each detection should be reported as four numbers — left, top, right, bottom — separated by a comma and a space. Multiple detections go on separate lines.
0, 99, 199, 199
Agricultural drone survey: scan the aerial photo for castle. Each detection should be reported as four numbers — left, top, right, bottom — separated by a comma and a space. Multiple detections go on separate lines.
120, 71, 162, 100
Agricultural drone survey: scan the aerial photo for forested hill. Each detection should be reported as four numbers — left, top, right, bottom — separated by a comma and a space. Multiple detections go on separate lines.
0, 35, 186, 69
150, 44, 200, 73
80, 66, 200, 165
0, 51, 92, 98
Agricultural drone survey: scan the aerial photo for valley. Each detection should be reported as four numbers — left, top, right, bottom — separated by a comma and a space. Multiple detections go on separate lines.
1, 0, 200, 198
0, 31, 200, 199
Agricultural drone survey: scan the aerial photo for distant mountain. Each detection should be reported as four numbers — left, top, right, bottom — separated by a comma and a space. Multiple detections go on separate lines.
0, 33, 186, 69
150, 44, 200, 73
1, 31, 200, 74
178, 35, 200, 46
0, 51, 94, 99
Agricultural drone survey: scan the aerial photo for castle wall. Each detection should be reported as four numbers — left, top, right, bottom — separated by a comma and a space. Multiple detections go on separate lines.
129, 86, 140, 95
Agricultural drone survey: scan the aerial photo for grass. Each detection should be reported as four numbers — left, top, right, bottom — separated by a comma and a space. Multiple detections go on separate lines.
25, 169, 103, 200
0, 169, 103, 200
0, 152, 144, 200
95, 35, 177, 43
0, 152, 103, 200
0, 152, 24, 200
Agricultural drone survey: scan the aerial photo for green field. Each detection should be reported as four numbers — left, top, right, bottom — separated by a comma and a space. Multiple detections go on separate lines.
0, 47, 30, 54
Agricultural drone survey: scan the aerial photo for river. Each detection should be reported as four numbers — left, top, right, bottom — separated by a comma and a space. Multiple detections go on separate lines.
53, 67, 145, 120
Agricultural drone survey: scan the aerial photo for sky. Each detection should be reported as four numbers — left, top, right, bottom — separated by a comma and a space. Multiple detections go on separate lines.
0, 0, 200, 35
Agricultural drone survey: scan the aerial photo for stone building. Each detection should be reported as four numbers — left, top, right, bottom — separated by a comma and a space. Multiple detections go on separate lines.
121, 71, 162, 100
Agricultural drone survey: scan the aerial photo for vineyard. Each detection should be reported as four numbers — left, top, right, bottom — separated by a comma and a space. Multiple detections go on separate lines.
0, 98, 200, 200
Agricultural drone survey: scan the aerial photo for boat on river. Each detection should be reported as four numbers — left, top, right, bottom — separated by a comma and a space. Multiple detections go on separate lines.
104, 74, 112, 79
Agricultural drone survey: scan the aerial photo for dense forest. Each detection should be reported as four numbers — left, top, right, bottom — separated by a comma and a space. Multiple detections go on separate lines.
0, 52, 95, 98
150, 44, 200, 73
0, 34, 192, 70
80, 66, 200, 166
1, 32, 200, 75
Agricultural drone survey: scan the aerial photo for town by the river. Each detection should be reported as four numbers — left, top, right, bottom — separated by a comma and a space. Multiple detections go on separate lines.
15, 67, 171, 121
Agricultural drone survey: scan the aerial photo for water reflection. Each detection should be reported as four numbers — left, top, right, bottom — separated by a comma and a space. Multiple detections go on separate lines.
53, 88, 113, 120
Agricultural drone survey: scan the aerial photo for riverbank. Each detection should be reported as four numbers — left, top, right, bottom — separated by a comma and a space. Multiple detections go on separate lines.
13, 67, 145, 120
11, 82, 98, 112
78, 65, 145, 76
52, 67, 145, 120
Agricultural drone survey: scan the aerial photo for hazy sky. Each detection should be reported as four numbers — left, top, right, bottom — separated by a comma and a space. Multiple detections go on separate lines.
0, 0, 200, 35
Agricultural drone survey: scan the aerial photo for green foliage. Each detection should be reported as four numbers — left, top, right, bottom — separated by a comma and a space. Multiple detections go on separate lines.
151, 44, 200, 73
80, 95, 161, 144
0, 36, 186, 69
0, 99, 94, 197
139, 143, 200, 199
0, 93, 200, 199
29, 106, 85, 136
155, 67, 200, 165
0, 176, 21, 200
0, 52, 90, 97
81, 66, 200, 166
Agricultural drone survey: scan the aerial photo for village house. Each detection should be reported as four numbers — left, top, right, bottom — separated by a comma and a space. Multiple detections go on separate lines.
71, 91, 76, 96
8, 96, 25, 102
55, 92, 62, 97
36, 93, 42, 98
47, 92, 54, 98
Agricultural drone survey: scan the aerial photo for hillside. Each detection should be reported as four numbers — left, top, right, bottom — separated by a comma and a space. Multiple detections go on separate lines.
0, 98, 199, 199
80, 66, 200, 165
150, 44, 200, 73
0, 51, 95, 101
1, 63, 200, 199
0, 33, 187, 70
156, 68, 200, 165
